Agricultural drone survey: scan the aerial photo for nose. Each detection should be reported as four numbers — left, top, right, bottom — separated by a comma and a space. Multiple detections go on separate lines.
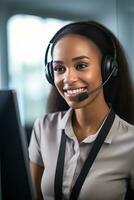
63, 68, 78, 84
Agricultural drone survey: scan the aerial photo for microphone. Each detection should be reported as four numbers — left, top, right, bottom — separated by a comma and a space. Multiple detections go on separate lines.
76, 67, 117, 102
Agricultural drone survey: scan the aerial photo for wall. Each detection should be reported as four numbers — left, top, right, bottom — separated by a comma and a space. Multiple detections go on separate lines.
117, 0, 134, 78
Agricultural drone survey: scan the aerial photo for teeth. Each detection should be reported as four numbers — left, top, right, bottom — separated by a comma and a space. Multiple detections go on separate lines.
66, 88, 85, 95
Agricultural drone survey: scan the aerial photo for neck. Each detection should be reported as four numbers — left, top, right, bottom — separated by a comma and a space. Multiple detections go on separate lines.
72, 100, 110, 142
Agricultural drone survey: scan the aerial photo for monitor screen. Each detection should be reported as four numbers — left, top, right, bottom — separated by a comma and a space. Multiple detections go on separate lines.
0, 90, 36, 200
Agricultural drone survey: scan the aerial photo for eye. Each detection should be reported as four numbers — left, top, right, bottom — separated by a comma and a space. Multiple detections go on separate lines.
53, 65, 66, 74
75, 63, 88, 70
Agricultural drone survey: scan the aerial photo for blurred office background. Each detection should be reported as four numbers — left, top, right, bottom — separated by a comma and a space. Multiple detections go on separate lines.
0, 0, 134, 142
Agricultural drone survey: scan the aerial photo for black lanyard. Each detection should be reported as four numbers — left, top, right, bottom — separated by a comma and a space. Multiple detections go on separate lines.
54, 109, 115, 200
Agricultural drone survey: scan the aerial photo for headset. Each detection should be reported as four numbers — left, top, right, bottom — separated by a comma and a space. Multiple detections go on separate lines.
44, 21, 118, 85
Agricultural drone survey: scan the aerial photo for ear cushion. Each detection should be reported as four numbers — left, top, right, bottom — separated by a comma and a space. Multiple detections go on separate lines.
102, 55, 118, 81
45, 62, 54, 85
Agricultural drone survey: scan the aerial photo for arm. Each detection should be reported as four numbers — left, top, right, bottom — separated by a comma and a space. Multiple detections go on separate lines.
30, 160, 44, 200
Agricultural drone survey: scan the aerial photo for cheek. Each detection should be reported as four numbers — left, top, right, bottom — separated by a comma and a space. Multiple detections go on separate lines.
54, 76, 63, 93
54, 74, 62, 85
83, 66, 103, 88
90, 64, 102, 82
85, 69, 101, 81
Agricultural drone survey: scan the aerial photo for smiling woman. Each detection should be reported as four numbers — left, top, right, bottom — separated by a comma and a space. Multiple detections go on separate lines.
29, 21, 134, 200
52, 34, 103, 109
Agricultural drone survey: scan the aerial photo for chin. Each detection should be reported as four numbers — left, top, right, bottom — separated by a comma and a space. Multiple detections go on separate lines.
67, 101, 87, 109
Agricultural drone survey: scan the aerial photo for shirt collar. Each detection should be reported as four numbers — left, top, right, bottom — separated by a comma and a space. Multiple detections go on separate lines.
58, 108, 118, 144
58, 108, 73, 130
104, 114, 119, 144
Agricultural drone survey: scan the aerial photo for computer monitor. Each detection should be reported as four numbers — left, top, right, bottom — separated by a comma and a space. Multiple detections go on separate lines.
0, 90, 36, 200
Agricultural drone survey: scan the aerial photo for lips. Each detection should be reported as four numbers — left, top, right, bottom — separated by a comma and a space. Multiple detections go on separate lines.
64, 87, 87, 97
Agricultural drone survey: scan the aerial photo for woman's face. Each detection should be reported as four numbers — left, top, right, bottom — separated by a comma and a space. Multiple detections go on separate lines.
52, 34, 104, 108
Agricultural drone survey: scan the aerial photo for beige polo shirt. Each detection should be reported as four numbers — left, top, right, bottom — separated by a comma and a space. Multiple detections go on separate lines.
29, 108, 134, 200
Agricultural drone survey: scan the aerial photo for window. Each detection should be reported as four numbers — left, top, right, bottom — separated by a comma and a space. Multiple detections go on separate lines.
7, 15, 70, 125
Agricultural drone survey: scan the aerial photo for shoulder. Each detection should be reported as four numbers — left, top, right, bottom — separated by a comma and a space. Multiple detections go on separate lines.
30, 110, 68, 145
33, 108, 73, 133
34, 110, 68, 130
115, 114, 134, 133
112, 114, 134, 144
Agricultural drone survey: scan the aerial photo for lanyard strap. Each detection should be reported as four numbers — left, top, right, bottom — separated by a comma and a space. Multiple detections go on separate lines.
54, 129, 67, 200
54, 109, 115, 200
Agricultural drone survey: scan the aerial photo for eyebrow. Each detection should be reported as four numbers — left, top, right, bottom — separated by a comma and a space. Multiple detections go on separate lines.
53, 56, 90, 63
72, 56, 90, 61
